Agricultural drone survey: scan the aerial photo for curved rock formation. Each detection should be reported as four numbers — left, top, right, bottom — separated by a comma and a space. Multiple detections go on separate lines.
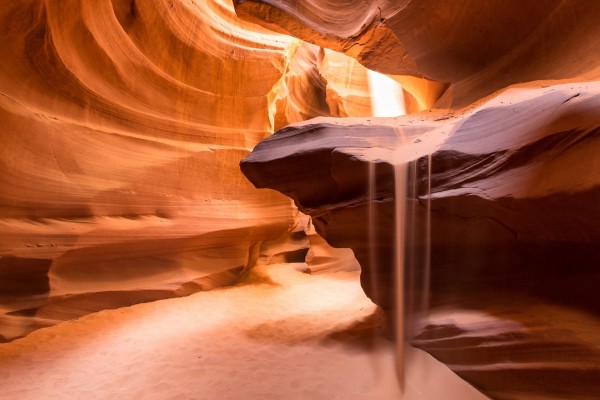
0, 0, 400, 342
238, 2, 600, 398
0, 0, 304, 341
3, 0, 600, 398
235, 0, 600, 106
241, 81, 600, 399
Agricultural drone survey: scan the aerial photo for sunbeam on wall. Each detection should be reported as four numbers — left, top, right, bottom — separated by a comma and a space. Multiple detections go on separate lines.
367, 69, 406, 117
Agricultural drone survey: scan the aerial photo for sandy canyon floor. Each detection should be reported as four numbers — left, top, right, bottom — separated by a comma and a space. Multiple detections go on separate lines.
0, 263, 488, 400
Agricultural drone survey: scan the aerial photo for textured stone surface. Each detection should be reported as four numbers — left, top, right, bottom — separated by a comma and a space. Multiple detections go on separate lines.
0, 0, 394, 342
3, 0, 600, 398
241, 82, 600, 399
0, 0, 303, 341
235, 0, 600, 107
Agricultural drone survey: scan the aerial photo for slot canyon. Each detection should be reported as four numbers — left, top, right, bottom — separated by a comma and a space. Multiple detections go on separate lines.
1, 0, 599, 399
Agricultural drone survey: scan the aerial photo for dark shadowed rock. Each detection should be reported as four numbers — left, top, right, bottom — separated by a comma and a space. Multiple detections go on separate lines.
241, 81, 600, 400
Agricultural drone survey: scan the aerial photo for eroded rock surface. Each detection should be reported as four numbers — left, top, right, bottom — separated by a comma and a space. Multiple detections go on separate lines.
3, 0, 600, 398
241, 82, 600, 399
0, 0, 392, 342
0, 0, 304, 341
235, 0, 600, 107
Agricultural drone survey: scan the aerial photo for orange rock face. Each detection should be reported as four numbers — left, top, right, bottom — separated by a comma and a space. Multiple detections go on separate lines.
238, 2, 600, 399
242, 81, 600, 400
0, 0, 304, 341
0, 0, 387, 342
3, 0, 600, 399
235, 0, 600, 106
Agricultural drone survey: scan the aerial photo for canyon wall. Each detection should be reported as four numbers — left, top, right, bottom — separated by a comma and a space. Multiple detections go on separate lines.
239, 1, 600, 399
235, 0, 600, 106
0, 0, 290, 341
0, 0, 387, 341
242, 83, 600, 400
2, 0, 600, 398
0, 0, 299, 342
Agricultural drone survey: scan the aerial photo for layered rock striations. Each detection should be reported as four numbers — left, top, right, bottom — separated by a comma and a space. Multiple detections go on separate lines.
235, 0, 600, 107
0, 0, 303, 342
3, 0, 600, 398
239, 2, 600, 398
241, 82, 600, 399
0, 0, 395, 342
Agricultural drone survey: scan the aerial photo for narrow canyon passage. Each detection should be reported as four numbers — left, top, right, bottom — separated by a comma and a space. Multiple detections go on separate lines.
2, 0, 600, 399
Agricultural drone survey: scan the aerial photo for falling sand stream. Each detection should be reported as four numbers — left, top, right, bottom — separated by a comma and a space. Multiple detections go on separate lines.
368, 148, 433, 391
365, 68, 438, 393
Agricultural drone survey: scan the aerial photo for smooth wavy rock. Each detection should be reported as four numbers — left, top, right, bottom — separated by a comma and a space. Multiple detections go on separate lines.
241, 81, 600, 399
1, 0, 420, 342
235, 0, 600, 107
0, 0, 308, 342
